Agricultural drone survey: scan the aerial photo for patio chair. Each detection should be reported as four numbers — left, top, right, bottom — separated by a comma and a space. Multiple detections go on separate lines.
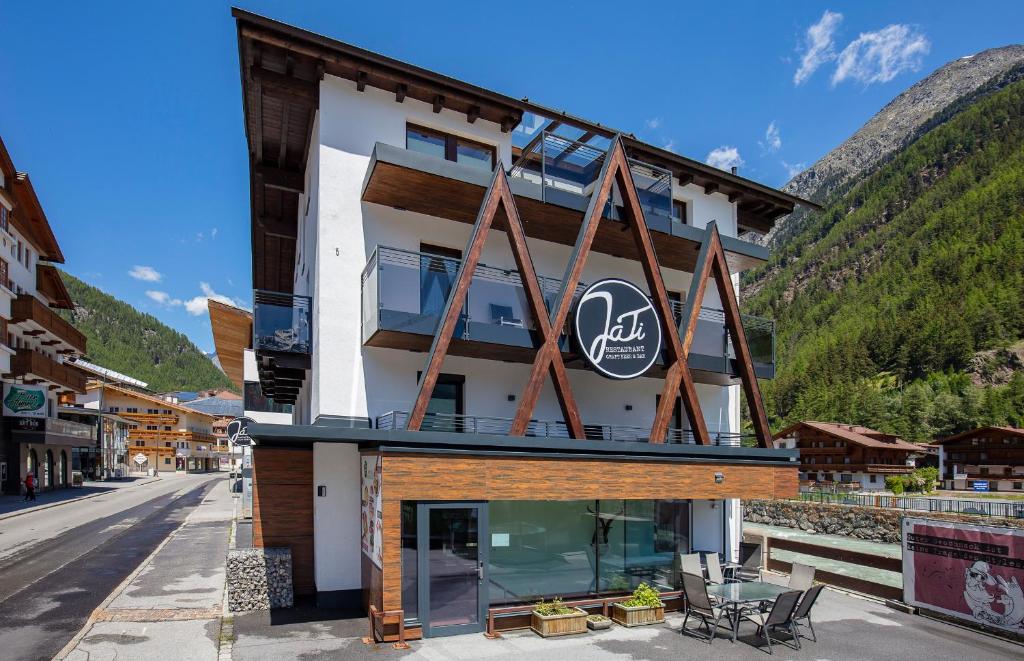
705, 553, 739, 586
789, 562, 816, 591
793, 584, 825, 642
680, 552, 703, 581
680, 571, 733, 644
740, 589, 803, 654
734, 542, 762, 581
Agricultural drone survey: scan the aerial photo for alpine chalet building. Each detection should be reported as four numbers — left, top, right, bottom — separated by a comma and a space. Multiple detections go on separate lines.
232, 9, 812, 641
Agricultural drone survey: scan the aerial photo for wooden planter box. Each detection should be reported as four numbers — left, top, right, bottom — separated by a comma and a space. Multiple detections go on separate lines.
531, 608, 588, 637
610, 603, 665, 627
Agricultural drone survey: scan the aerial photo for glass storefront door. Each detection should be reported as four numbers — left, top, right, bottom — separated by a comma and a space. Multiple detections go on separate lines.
417, 503, 487, 636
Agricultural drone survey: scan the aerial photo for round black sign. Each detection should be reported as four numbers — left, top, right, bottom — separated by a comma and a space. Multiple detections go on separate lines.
573, 278, 662, 380
227, 416, 255, 446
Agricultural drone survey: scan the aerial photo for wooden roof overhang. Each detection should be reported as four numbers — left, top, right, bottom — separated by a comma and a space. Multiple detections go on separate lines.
11, 173, 65, 263
362, 143, 769, 273
36, 263, 74, 309
233, 9, 816, 294
208, 299, 253, 389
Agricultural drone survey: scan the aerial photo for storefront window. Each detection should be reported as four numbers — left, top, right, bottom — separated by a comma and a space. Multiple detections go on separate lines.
487, 500, 690, 606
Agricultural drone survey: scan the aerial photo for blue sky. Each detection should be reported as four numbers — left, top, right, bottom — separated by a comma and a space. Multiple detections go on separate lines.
1, 1, 1021, 355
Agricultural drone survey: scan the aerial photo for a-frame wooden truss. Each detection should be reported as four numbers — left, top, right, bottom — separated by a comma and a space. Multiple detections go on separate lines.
407, 135, 772, 448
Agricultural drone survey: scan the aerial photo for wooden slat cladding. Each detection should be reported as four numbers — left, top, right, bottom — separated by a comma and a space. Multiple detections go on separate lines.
377, 452, 797, 611
252, 447, 315, 594
382, 454, 795, 501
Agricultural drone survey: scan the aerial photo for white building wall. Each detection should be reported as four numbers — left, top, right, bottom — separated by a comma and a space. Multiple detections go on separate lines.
691, 499, 725, 554
308, 75, 743, 432
312, 442, 362, 592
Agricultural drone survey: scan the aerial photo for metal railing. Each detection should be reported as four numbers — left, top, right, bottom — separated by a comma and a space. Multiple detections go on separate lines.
508, 131, 674, 223
48, 417, 96, 440
361, 246, 775, 370
376, 410, 749, 446
794, 490, 1024, 519
253, 290, 312, 355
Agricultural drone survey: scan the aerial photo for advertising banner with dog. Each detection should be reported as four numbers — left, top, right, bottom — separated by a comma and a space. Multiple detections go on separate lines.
902, 516, 1024, 634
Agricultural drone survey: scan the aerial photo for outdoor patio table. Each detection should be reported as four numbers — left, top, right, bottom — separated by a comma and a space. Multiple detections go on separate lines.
706, 581, 791, 642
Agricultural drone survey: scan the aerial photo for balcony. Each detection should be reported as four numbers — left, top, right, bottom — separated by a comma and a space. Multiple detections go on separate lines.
377, 411, 749, 447
11, 294, 87, 353
127, 429, 217, 444
361, 247, 775, 384
11, 350, 87, 393
253, 290, 311, 405
119, 412, 179, 426
361, 141, 769, 276
47, 417, 96, 441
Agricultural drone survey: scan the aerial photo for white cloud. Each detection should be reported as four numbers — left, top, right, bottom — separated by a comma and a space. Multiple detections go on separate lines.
129, 265, 162, 282
782, 160, 807, 178
211, 227, 219, 239
832, 24, 929, 86
761, 121, 782, 153
645, 117, 661, 130
706, 146, 744, 172
183, 282, 247, 316
794, 10, 843, 85
662, 139, 676, 153
146, 290, 183, 307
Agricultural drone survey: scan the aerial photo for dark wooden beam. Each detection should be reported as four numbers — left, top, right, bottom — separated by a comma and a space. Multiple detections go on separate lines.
356, 70, 368, 92
395, 83, 407, 103
501, 116, 517, 133
256, 215, 297, 240
467, 105, 479, 123
432, 95, 444, 113
41, 340, 60, 346
249, 65, 317, 103
728, 192, 742, 203
678, 173, 695, 186
704, 182, 719, 195
255, 165, 304, 193
23, 330, 44, 336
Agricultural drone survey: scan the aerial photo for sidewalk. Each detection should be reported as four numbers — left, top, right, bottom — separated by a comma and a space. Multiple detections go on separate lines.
61, 479, 233, 661
0, 476, 159, 520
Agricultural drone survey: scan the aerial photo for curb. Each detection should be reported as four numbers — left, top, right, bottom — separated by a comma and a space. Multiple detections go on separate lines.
0, 477, 161, 522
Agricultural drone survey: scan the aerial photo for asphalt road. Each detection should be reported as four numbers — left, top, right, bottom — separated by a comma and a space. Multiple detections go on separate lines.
0, 474, 222, 661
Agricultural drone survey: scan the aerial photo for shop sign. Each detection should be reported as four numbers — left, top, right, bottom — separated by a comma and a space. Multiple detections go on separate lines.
360, 455, 383, 569
973, 481, 990, 492
3, 384, 48, 418
227, 416, 254, 446
10, 417, 44, 432
902, 517, 1024, 634
573, 278, 662, 379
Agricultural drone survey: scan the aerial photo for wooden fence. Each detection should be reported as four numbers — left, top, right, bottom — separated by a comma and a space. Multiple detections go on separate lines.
764, 536, 903, 601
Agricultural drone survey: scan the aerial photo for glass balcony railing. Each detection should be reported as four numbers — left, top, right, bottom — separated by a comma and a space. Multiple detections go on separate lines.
376, 410, 748, 447
253, 290, 311, 355
361, 246, 775, 375
509, 131, 673, 227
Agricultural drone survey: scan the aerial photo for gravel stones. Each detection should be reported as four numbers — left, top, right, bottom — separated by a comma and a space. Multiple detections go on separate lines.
226, 548, 293, 612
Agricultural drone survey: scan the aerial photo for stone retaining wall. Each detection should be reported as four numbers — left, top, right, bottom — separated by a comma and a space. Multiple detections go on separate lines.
743, 500, 1024, 544
226, 547, 294, 612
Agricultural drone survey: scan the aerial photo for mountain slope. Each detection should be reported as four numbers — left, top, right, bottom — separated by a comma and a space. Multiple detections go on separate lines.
58, 272, 235, 393
765, 44, 1024, 248
743, 71, 1024, 441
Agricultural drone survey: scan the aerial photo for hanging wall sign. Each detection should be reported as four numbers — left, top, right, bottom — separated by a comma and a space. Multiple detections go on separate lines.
3, 384, 48, 418
573, 278, 662, 380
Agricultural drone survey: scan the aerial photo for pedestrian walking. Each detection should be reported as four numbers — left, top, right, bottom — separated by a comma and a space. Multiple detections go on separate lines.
23, 472, 37, 502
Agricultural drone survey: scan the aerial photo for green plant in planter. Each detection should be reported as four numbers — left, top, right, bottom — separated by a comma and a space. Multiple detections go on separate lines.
534, 597, 575, 616
586, 614, 610, 622
620, 583, 663, 608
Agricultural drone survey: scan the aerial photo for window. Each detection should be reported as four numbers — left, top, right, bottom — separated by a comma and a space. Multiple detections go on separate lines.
0, 258, 7, 289
417, 372, 464, 432
146, 425, 157, 431
164, 426, 172, 431
147, 408, 158, 414
127, 407, 138, 413
134, 441, 144, 447
0, 205, 7, 233
671, 199, 688, 225
109, 407, 120, 413
16, 240, 21, 264
870, 475, 878, 483
165, 457, 171, 465
165, 442, 172, 448
162, 409, 172, 415
406, 124, 495, 171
